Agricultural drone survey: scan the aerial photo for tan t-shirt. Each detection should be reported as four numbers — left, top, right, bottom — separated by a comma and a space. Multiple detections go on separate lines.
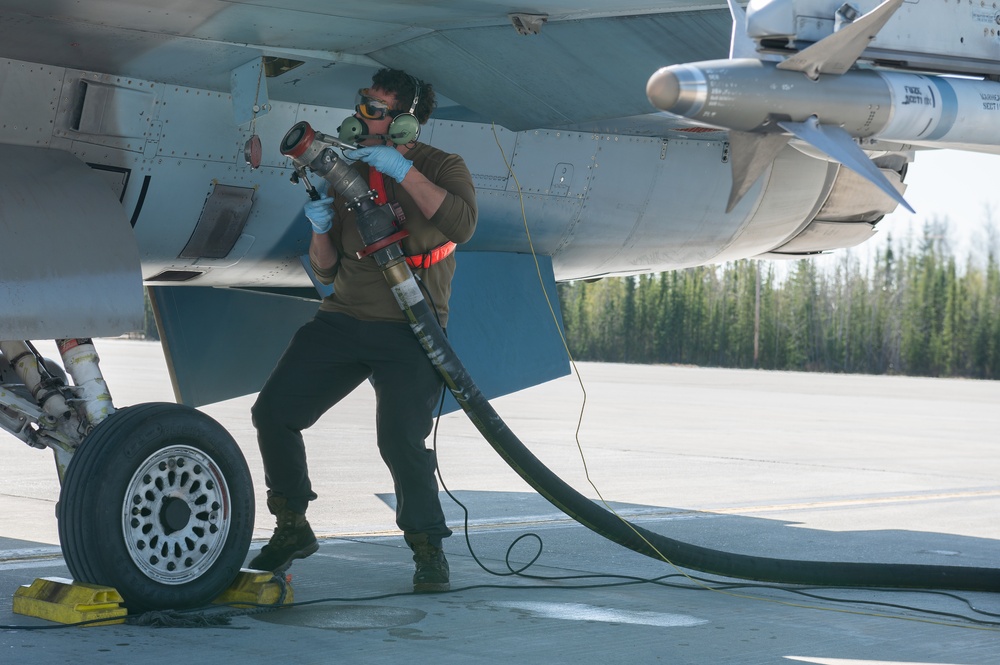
310, 143, 478, 328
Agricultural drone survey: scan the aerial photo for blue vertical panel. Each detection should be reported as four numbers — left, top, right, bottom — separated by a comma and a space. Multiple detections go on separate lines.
149, 286, 319, 407
445, 251, 570, 413
150, 251, 569, 411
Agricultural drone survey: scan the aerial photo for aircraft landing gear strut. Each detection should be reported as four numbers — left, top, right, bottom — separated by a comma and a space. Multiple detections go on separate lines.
0, 339, 254, 612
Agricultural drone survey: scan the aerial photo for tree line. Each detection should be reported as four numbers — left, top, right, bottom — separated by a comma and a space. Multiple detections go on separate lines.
557, 222, 1000, 379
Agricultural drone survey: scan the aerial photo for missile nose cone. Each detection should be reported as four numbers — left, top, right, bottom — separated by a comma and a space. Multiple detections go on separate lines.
646, 65, 707, 118
647, 67, 680, 111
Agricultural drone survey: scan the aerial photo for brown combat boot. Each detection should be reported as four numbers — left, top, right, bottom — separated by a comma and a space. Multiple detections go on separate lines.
409, 534, 450, 593
248, 496, 318, 573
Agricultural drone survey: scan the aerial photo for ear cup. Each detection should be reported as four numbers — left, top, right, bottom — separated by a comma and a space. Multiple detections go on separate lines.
338, 116, 368, 143
387, 113, 419, 145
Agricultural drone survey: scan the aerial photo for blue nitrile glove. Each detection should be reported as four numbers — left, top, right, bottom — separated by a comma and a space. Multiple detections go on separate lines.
304, 196, 334, 234
346, 146, 413, 182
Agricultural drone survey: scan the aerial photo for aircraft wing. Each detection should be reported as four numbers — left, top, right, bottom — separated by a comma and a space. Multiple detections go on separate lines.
0, 0, 737, 406
0, 0, 932, 406
0, 0, 734, 134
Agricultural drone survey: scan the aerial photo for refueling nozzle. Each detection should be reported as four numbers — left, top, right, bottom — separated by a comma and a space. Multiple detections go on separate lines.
280, 121, 360, 161
281, 121, 373, 210
281, 121, 407, 267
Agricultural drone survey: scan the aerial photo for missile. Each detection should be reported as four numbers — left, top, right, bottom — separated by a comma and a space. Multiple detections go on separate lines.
647, 0, 1000, 213
647, 59, 1000, 148
647, 58, 1000, 212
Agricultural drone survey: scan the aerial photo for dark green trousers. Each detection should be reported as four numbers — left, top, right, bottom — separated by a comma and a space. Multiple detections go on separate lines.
252, 311, 451, 546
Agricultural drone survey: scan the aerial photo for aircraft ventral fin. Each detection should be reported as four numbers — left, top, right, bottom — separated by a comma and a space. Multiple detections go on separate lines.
725, 130, 791, 213
775, 0, 905, 79
777, 116, 914, 213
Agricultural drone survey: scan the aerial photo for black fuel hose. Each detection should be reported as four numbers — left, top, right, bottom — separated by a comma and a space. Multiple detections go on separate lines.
400, 295, 999, 592
283, 123, 999, 593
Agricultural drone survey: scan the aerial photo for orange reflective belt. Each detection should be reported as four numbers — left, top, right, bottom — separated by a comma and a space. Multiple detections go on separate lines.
405, 241, 456, 269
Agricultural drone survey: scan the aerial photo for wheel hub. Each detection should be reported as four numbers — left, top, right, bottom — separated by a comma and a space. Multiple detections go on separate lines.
159, 496, 192, 535
122, 445, 231, 585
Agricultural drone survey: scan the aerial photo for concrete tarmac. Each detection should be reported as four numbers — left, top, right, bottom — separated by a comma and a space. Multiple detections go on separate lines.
1, 338, 998, 663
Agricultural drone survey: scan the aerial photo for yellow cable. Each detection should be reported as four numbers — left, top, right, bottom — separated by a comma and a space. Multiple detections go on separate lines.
488, 122, 999, 632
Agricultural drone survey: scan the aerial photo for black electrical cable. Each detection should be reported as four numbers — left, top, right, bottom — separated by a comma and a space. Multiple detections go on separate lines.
283, 123, 1000, 600
416, 274, 545, 577
7, 287, 995, 633
398, 289, 1000, 592
402, 190, 1000, 593
267, 575, 1000, 628
4, 568, 997, 631
412, 278, 1000, 631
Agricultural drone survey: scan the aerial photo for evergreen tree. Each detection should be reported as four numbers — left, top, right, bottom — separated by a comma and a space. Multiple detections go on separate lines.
555, 215, 998, 380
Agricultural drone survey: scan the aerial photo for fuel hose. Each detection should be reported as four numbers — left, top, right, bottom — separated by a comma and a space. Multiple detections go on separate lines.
281, 122, 1000, 592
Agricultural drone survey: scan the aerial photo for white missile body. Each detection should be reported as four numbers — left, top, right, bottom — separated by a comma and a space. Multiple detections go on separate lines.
646, 0, 1000, 212
647, 59, 1000, 151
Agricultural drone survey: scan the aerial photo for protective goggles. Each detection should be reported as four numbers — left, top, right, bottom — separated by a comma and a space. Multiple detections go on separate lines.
355, 88, 402, 120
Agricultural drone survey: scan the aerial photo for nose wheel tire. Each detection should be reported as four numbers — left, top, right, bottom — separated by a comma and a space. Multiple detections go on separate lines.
57, 403, 254, 612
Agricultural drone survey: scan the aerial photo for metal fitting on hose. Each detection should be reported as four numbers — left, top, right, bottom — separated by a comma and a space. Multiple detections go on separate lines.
281, 121, 412, 276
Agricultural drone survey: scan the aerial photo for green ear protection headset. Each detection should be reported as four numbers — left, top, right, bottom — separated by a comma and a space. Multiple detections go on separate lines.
386, 76, 421, 145
338, 75, 423, 145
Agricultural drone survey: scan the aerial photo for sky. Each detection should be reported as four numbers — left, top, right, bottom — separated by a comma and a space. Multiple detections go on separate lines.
807, 149, 1000, 274
868, 149, 1000, 260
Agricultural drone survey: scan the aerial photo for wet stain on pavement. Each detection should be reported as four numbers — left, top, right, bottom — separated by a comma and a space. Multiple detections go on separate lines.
252, 605, 425, 631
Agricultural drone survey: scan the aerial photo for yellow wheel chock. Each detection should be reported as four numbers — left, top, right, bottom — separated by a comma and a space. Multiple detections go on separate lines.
13, 577, 126, 626
211, 568, 295, 608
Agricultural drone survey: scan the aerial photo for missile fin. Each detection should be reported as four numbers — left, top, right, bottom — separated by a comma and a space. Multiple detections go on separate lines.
778, 116, 914, 213
776, 0, 904, 78
726, 131, 791, 213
